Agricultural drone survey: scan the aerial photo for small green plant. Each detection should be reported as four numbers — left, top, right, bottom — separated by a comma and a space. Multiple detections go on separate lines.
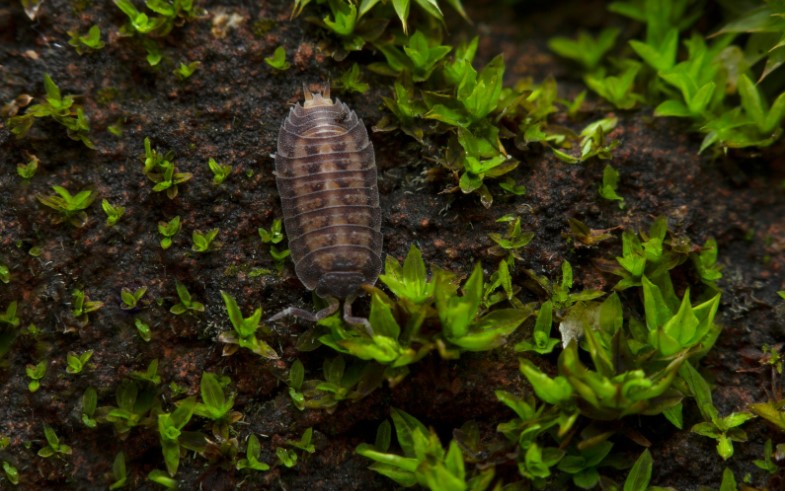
158, 397, 197, 476
72, 289, 104, 325
598, 164, 625, 208
134, 318, 152, 342
316, 245, 533, 375
552, 117, 620, 164
147, 469, 177, 488
265, 46, 291, 70
0, 301, 19, 326
37, 186, 96, 227
236, 434, 270, 472
287, 359, 305, 410
25, 360, 46, 392
2, 460, 19, 485
100, 380, 160, 437
81, 387, 98, 428
102, 199, 125, 226
218, 291, 279, 358
37, 425, 72, 458
16, 154, 38, 180
259, 219, 290, 272
68, 25, 105, 54
66, 350, 94, 374
336, 63, 369, 94
170, 281, 205, 315
110, 452, 127, 490
0, 265, 9, 284
191, 228, 220, 252
158, 216, 181, 249
121, 286, 148, 310
208, 158, 231, 184
193, 372, 242, 430
142, 137, 192, 199
754, 439, 779, 474
357, 408, 471, 489
5, 74, 94, 147
548, 28, 620, 71
583, 63, 643, 110
488, 215, 535, 260
515, 300, 559, 355
683, 361, 756, 460
174, 60, 200, 80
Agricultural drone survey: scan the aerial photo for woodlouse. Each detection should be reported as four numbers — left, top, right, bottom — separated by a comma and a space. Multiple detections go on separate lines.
269, 85, 382, 329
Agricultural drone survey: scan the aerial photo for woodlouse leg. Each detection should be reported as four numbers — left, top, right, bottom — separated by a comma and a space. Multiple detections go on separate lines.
343, 295, 373, 336
268, 296, 339, 324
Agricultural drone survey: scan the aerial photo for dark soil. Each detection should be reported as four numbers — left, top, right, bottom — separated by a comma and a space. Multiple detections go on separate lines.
1, 0, 784, 490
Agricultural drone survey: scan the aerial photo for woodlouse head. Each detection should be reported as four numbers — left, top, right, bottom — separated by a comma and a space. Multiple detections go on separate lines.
314, 271, 367, 300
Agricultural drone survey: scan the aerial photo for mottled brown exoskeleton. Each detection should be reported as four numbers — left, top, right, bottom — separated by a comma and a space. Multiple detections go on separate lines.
269, 85, 382, 331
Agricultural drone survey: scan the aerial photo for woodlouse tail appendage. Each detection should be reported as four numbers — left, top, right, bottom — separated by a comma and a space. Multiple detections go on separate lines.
271, 86, 382, 333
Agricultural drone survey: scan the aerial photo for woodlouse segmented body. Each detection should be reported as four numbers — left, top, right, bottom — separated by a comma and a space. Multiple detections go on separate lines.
272, 86, 382, 324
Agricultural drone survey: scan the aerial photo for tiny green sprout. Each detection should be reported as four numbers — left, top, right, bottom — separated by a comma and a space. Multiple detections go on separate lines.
192, 228, 220, 252
66, 350, 93, 375
107, 121, 123, 136
102, 199, 125, 226
754, 439, 779, 474
142, 137, 192, 199
288, 359, 305, 410
2, 460, 19, 485
16, 155, 38, 180
265, 46, 291, 71
194, 372, 241, 425
208, 158, 232, 184
81, 387, 98, 428
259, 219, 285, 244
121, 286, 148, 310
147, 469, 177, 489
158, 216, 181, 249
25, 361, 46, 392
499, 177, 525, 196
286, 427, 316, 454
68, 25, 105, 54
6, 74, 94, 148
336, 63, 369, 94
583, 62, 643, 111
170, 281, 205, 315
134, 317, 152, 342
598, 164, 625, 208
72, 289, 104, 324
557, 441, 614, 489
158, 396, 196, 476
0, 265, 9, 284
515, 300, 559, 354
488, 216, 535, 260
37, 185, 96, 227
683, 361, 757, 460
357, 408, 467, 488
110, 452, 127, 490
174, 60, 201, 80
624, 449, 653, 491
577, 116, 620, 162
0, 301, 19, 326
144, 40, 162, 66
38, 425, 72, 458
276, 447, 297, 468
378, 244, 435, 303
218, 291, 279, 358
236, 434, 270, 472
321, 0, 357, 36
131, 359, 161, 385
548, 27, 619, 71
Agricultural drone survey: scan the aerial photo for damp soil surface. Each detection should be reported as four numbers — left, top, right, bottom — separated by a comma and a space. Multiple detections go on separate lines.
1, 0, 784, 490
